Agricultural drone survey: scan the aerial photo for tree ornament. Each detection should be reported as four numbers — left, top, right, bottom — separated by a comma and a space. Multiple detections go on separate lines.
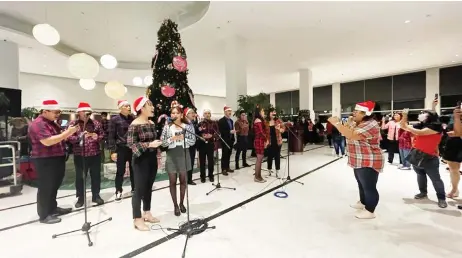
161, 83, 176, 97
172, 54, 187, 72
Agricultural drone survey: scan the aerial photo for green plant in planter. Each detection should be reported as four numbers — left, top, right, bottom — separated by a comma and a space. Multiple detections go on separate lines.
21, 107, 39, 120
234, 92, 281, 124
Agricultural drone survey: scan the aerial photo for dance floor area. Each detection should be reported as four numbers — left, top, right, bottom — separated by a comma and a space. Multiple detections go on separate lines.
1, 146, 462, 258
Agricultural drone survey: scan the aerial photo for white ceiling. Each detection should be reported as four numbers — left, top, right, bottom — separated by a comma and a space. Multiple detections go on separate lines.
1, 1, 462, 97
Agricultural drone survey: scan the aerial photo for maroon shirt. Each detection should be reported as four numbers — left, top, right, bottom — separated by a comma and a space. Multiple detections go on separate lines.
29, 115, 66, 158
67, 119, 104, 157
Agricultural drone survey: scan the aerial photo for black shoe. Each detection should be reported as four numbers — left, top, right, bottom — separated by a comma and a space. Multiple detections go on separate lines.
174, 206, 181, 216
209, 176, 214, 182
188, 181, 196, 185
179, 203, 187, 213
75, 198, 84, 208
52, 206, 72, 216
40, 215, 61, 224
222, 171, 229, 176
438, 199, 448, 208
414, 193, 428, 199
200, 178, 206, 183
243, 163, 251, 168
457, 204, 462, 210
235, 164, 240, 170
227, 169, 235, 173
92, 196, 104, 206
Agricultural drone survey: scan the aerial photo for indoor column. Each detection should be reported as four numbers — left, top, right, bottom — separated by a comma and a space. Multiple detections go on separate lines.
0, 40, 20, 89
225, 36, 247, 114
425, 68, 440, 114
298, 69, 314, 118
270, 93, 275, 107
332, 83, 341, 117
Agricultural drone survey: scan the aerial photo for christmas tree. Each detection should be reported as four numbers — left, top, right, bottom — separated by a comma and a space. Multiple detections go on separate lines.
147, 19, 196, 127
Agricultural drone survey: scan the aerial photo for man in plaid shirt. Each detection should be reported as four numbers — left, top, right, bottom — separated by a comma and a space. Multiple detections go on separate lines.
67, 102, 105, 208
328, 101, 384, 220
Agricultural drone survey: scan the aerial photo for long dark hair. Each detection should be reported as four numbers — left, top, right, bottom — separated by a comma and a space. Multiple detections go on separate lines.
266, 107, 277, 121
253, 105, 266, 129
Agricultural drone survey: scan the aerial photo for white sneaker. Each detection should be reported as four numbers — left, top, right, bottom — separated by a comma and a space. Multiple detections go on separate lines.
350, 201, 365, 210
397, 164, 403, 169
355, 210, 376, 219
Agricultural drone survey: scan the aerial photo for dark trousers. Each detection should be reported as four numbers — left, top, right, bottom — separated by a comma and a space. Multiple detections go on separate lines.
333, 137, 345, 155
387, 140, 402, 164
132, 150, 158, 219
235, 135, 248, 166
199, 142, 214, 179
74, 154, 101, 199
33, 156, 66, 220
187, 146, 196, 182
221, 140, 233, 169
413, 157, 446, 200
267, 144, 282, 170
353, 167, 379, 213
115, 146, 134, 193
327, 134, 332, 147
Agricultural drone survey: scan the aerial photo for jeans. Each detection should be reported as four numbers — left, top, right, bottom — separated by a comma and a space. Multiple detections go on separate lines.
353, 167, 379, 213
333, 137, 345, 155
399, 148, 411, 167
413, 157, 446, 200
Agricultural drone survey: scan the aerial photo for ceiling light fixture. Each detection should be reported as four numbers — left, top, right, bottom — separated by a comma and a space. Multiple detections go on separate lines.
32, 23, 60, 46
68, 53, 100, 79
79, 79, 96, 90
404, 20, 411, 24
132, 77, 142, 86
456, 54, 459, 57
100, 54, 118, 69
144, 75, 153, 86
452, 61, 456, 63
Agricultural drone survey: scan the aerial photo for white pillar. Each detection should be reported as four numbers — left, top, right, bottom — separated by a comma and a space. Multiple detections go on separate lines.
299, 69, 314, 118
332, 83, 341, 117
425, 68, 440, 114
225, 36, 247, 116
0, 40, 20, 89
270, 93, 275, 107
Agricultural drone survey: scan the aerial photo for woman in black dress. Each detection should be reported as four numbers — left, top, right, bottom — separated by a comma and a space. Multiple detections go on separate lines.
442, 115, 462, 198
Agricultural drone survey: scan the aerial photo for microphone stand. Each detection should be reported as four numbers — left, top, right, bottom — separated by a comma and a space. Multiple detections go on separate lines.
52, 117, 112, 246
206, 127, 236, 195
167, 123, 215, 258
281, 124, 304, 185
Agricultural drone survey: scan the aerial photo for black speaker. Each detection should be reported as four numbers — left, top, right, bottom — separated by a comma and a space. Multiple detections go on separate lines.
0, 87, 22, 117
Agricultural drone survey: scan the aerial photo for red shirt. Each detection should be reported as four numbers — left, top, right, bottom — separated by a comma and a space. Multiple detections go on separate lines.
28, 115, 66, 158
67, 119, 104, 157
398, 129, 412, 149
413, 133, 442, 156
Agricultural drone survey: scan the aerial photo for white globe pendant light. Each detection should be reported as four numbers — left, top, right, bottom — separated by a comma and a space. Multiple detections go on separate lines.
79, 79, 96, 90
32, 23, 60, 46
105, 80, 126, 99
144, 75, 153, 86
132, 77, 142, 86
68, 53, 100, 79
124, 87, 128, 93
100, 54, 118, 69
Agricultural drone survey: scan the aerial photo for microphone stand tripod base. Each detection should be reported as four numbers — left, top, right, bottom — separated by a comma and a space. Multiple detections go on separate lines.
281, 176, 304, 185
206, 182, 236, 196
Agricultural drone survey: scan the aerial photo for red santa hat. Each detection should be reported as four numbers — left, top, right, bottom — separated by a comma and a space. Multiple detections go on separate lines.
203, 108, 211, 114
133, 96, 149, 112
355, 101, 375, 116
40, 99, 60, 110
224, 105, 232, 112
184, 107, 194, 117
76, 102, 92, 112
118, 100, 129, 108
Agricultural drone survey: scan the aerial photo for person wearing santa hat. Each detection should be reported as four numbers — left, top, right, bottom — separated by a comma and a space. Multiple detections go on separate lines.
197, 109, 219, 182
218, 105, 236, 173
127, 96, 162, 231
108, 100, 135, 201
67, 102, 105, 208
328, 101, 384, 219
184, 107, 199, 185
28, 100, 78, 224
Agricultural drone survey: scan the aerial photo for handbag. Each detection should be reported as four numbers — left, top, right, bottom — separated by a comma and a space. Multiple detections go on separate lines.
406, 148, 434, 167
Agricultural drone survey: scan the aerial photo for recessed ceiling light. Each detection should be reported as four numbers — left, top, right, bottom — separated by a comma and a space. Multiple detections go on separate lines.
452, 61, 456, 63
456, 54, 459, 57
404, 20, 411, 24
409, 53, 413, 56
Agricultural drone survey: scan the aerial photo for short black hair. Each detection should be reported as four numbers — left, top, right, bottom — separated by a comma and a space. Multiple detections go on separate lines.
101, 112, 108, 116
239, 110, 246, 115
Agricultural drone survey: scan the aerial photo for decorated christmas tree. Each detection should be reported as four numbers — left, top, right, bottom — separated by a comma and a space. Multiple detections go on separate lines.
147, 19, 196, 127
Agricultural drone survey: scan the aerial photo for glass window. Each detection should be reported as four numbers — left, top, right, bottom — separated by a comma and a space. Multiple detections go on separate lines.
441, 94, 462, 108
392, 72, 426, 101
440, 65, 462, 96
341, 81, 364, 109
393, 99, 425, 110
313, 85, 332, 113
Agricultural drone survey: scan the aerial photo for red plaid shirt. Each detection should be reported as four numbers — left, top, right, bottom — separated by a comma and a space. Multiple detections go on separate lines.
398, 128, 412, 150
346, 119, 384, 173
67, 119, 104, 157
28, 115, 66, 158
